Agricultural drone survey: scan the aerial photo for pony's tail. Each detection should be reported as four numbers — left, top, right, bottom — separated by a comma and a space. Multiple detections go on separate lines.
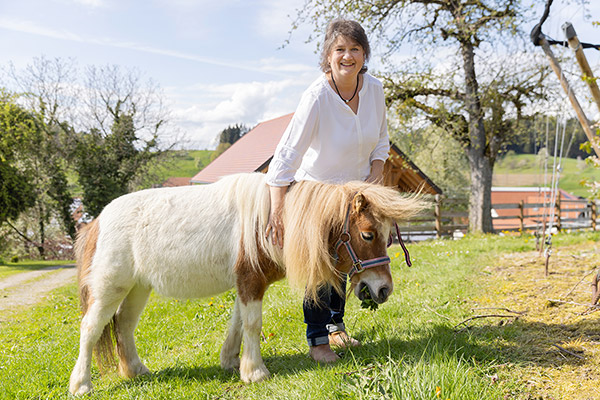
75, 217, 117, 374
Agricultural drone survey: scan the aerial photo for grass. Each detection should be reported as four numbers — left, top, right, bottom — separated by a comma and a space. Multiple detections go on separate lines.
494, 153, 600, 197
1, 232, 599, 399
147, 150, 214, 182
0, 260, 74, 280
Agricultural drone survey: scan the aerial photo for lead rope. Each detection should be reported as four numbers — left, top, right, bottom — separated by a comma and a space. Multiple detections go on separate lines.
394, 223, 412, 267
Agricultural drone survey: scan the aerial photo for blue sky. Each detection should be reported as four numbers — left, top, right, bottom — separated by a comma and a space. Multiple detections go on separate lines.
0, 0, 598, 149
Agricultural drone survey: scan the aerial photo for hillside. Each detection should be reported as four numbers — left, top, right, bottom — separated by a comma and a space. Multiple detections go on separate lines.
147, 150, 213, 183
493, 153, 600, 198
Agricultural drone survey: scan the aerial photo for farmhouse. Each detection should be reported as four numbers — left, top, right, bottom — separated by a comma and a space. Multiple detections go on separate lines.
191, 113, 441, 194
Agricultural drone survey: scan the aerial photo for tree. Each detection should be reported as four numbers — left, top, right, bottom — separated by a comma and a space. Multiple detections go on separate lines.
3, 57, 172, 257
503, 116, 589, 159
4, 58, 78, 257
294, 0, 550, 232
391, 123, 470, 198
210, 124, 248, 162
72, 65, 170, 216
0, 91, 36, 226
74, 114, 161, 216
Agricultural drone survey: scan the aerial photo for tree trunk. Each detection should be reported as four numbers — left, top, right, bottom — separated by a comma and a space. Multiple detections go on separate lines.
467, 150, 493, 232
38, 204, 46, 259
460, 40, 494, 233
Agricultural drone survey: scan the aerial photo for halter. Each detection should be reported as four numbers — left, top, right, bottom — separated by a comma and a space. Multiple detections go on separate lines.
334, 202, 412, 280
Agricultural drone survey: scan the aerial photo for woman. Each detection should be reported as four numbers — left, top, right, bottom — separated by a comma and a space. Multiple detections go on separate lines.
265, 19, 389, 363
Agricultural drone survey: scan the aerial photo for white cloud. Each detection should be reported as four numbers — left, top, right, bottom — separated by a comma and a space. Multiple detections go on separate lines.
170, 71, 318, 149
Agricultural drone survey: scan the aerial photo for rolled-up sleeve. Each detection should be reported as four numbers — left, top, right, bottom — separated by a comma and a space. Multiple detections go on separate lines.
369, 85, 390, 163
266, 94, 319, 187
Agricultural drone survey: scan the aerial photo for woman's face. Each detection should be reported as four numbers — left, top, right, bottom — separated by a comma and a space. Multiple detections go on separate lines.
327, 35, 364, 80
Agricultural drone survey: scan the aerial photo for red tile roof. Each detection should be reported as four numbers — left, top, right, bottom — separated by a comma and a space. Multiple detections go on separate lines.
191, 113, 293, 184
161, 177, 192, 187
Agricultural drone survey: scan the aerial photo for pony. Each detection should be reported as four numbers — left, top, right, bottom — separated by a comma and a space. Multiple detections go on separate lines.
69, 173, 426, 395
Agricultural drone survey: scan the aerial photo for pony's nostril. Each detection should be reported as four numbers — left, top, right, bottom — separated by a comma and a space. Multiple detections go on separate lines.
357, 282, 368, 300
378, 286, 390, 301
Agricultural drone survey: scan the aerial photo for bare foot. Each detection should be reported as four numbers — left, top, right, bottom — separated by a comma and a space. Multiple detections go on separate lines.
329, 331, 360, 348
309, 344, 340, 363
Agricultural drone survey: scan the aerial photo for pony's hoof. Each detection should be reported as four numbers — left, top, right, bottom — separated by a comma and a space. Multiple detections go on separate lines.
119, 362, 150, 378
240, 365, 270, 383
220, 356, 240, 371
69, 381, 93, 396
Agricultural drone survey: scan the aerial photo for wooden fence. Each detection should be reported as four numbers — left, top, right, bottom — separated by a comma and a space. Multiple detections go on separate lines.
398, 195, 600, 241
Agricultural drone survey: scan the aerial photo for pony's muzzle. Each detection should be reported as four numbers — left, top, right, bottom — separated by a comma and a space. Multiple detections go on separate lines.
357, 281, 392, 304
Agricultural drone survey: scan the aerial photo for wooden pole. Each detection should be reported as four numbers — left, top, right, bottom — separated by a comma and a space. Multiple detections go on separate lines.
563, 22, 600, 115
539, 37, 600, 158
556, 195, 562, 232
434, 194, 442, 238
519, 200, 525, 236
592, 200, 598, 231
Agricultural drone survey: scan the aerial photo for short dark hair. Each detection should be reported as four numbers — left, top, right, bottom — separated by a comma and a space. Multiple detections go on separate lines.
319, 19, 371, 74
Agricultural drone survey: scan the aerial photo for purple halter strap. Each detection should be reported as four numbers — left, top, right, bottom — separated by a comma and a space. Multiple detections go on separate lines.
334, 203, 412, 279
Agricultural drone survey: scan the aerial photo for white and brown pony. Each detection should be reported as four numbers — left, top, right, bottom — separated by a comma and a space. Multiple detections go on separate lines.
69, 173, 425, 395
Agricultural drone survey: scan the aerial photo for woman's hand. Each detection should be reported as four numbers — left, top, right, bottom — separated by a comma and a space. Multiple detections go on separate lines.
265, 185, 288, 248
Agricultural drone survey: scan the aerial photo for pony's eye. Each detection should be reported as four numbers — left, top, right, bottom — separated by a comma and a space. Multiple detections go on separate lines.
360, 232, 374, 241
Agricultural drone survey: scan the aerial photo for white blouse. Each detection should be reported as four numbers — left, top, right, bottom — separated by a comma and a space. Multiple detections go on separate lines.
265, 73, 390, 187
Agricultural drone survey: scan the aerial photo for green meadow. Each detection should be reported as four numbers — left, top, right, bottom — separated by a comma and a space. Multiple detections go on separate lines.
3, 232, 599, 399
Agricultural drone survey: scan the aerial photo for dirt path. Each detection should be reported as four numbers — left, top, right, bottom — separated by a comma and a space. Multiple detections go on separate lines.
0, 265, 77, 312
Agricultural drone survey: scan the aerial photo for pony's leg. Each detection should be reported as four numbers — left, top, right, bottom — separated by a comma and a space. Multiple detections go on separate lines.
69, 295, 125, 395
220, 295, 242, 371
239, 299, 270, 383
115, 284, 152, 378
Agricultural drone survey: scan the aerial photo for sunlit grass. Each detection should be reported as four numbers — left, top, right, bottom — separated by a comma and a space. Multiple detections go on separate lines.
0, 260, 74, 280
1, 232, 598, 399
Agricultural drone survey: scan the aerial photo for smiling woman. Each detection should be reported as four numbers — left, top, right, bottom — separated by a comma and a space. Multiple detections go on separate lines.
264, 18, 390, 364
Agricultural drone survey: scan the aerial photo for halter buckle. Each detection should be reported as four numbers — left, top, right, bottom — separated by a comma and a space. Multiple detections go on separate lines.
352, 260, 364, 274
340, 232, 351, 243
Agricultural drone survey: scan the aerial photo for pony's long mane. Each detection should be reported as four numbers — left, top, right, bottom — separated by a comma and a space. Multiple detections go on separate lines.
281, 181, 348, 302
281, 180, 426, 302
231, 173, 427, 303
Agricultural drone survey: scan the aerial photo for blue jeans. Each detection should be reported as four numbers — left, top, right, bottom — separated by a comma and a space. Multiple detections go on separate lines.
304, 274, 347, 346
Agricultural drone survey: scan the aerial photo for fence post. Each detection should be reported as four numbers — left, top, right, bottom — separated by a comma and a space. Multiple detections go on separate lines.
519, 200, 524, 236
435, 194, 442, 238
556, 195, 562, 232
592, 200, 598, 231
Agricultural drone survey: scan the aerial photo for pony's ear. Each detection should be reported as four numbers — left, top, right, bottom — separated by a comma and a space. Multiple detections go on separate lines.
353, 193, 366, 213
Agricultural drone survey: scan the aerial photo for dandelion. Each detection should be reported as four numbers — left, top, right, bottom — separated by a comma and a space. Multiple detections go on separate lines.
436, 386, 442, 397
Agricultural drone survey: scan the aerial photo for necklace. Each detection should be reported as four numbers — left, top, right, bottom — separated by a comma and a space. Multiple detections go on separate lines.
331, 73, 359, 103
